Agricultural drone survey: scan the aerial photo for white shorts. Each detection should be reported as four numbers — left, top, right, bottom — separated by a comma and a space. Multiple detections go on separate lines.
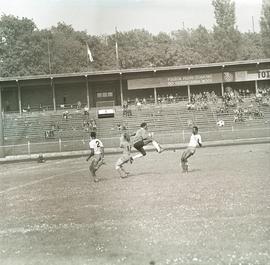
89, 154, 102, 167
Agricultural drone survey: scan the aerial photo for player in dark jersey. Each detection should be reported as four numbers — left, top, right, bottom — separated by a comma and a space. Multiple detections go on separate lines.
131, 122, 164, 160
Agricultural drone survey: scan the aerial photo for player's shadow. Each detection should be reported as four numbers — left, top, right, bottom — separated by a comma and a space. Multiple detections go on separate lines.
187, 168, 201, 173
129, 171, 162, 178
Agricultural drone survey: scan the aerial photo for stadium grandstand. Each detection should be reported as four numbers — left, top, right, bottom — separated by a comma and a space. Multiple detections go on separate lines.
0, 59, 270, 158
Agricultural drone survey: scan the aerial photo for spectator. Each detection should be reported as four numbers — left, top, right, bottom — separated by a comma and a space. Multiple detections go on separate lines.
169, 94, 174, 103
83, 120, 90, 132
123, 101, 128, 117
37, 154, 45, 163
77, 101, 82, 110
117, 124, 122, 131
187, 101, 195, 110
136, 100, 142, 111
157, 95, 161, 104
84, 105, 89, 115
63, 110, 69, 120
90, 119, 97, 132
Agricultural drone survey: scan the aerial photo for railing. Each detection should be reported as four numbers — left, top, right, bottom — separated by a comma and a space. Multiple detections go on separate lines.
1, 126, 269, 158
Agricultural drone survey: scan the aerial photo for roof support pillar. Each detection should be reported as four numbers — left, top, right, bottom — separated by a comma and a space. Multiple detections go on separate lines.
0, 86, 5, 157
51, 78, 56, 111
221, 82, 224, 97
154, 87, 157, 104
119, 74, 123, 106
187, 85, 191, 102
85, 76, 90, 109
16, 80, 22, 115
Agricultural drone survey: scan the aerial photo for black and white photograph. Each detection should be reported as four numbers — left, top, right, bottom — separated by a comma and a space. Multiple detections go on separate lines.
0, 0, 270, 264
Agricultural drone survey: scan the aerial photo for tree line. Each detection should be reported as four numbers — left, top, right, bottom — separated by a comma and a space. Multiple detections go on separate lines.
0, 0, 269, 77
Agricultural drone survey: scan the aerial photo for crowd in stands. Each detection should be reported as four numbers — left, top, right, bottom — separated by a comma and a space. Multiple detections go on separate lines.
44, 122, 60, 139
187, 91, 217, 111
255, 88, 270, 106
83, 119, 97, 132
122, 101, 132, 117
222, 87, 254, 107
157, 94, 182, 104
233, 105, 264, 123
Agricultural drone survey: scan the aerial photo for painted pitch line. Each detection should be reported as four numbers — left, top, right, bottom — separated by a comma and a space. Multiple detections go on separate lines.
0, 158, 83, 176
0, 168, 87, 195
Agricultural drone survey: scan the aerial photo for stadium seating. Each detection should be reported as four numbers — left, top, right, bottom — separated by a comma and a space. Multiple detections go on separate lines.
2, 100, 270, 147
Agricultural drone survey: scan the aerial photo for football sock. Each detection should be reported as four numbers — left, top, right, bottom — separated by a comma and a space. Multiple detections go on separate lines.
132, 153, 144, 159
152, 140, 161, 152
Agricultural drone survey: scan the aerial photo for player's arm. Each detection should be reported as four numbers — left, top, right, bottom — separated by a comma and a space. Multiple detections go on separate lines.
86, 148, 94, 161
100, 147, 105, 160
197, 136, 202, 147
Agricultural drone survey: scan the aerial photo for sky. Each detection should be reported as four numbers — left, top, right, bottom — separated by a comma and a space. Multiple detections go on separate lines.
0, 0, 263, 35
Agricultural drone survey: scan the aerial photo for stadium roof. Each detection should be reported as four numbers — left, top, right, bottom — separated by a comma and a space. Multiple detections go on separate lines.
1, 58, 270, 82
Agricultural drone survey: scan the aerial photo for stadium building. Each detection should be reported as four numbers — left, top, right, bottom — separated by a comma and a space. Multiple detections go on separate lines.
0, 59, 270, 157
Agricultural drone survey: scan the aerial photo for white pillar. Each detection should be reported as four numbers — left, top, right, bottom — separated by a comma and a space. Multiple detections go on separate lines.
119, 74, 123, 106
0, 86, 5, 157
187, 85, 191, 101
51, 78, 56, 111
255, 80, 258, 95
85, 76, 90, 109
154, 87, 157, 104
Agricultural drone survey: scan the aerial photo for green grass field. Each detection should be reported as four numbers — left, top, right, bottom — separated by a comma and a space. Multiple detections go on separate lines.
0, 143, 270, 265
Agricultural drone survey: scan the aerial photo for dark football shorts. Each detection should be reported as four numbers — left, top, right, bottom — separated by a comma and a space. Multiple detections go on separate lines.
133, 140, 146, 156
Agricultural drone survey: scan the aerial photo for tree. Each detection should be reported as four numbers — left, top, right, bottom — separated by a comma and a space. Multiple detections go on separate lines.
212, 0, 241, 62
237, 32, 264, 60
0, 15, 47, 77
49, 22, 90, 74
260, 0, 270, 57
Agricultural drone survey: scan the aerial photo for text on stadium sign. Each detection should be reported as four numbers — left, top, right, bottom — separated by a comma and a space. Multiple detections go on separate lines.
258, 70, 270, 79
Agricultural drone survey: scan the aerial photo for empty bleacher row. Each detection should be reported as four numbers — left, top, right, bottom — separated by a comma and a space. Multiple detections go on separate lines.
2, 100, 270, 147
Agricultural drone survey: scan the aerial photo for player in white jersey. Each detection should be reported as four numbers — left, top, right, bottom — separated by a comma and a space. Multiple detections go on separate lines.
131, 122, 164, 160
86, 132, 104, 182
181, 126, 202, 173
115, 130, 132, 178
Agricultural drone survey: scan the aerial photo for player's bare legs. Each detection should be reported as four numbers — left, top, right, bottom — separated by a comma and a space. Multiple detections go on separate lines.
94, 158, 105, 171
89, 158, 99, 182
116, 165, 129, 178
115, 158, 130, 178
181, 149, 194, 173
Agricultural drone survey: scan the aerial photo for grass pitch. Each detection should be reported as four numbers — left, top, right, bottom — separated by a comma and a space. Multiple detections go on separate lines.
0, 143, 269, 265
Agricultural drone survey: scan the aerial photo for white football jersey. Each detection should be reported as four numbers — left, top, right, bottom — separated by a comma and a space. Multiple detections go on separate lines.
89, 139, 104, 154
188, 134, 202, 148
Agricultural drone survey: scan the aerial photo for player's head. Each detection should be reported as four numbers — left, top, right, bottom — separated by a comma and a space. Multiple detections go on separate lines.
140, 122, 147, 129
90, 131, 96, 139
192, 126, 199, 134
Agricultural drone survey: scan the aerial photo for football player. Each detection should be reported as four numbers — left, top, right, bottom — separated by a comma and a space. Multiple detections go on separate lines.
115, 130, 132, 178
86, 132, 104, 182
181, 126, 202, 173
131, 122, 164, 160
